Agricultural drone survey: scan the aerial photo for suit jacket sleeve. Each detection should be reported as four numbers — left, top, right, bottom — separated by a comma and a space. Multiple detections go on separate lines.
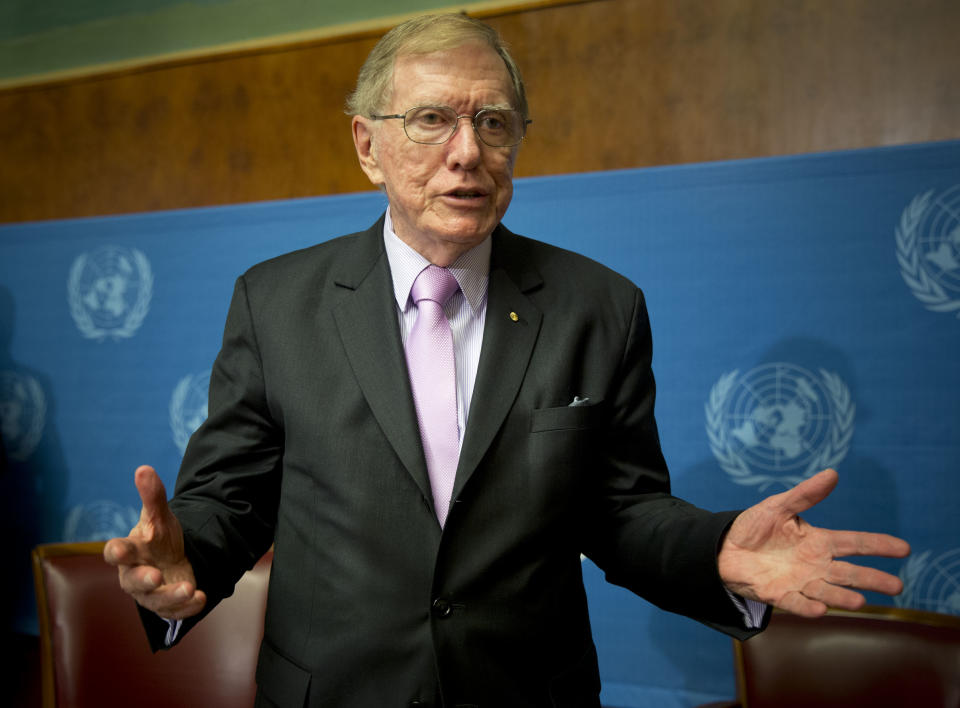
581, 287, 766, 639
142, 273, 283, 651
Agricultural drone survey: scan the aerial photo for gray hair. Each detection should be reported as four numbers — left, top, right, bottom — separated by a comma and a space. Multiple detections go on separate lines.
345, 13, 528, 120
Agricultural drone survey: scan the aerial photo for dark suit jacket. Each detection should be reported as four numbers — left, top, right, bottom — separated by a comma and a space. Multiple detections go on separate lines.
156, 217, 762, 708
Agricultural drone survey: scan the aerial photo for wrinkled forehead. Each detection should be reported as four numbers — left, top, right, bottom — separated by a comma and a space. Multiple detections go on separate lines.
388, 43, 517, 109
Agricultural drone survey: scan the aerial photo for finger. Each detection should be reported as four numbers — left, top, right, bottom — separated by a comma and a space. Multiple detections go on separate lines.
826, 560, 905, 596
134, 465, 170, 523
103, 536, 145, 567
801, 578, 867, 611
776, 589, 828, 618
777, 468, 839, 517
135, 583, 208, 620
826, 530, 911, 559
118, 563, 166, 594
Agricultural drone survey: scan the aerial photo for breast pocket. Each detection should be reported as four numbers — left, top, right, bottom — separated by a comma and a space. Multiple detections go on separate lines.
527, 400, 606, 509
530, 399, 606, 433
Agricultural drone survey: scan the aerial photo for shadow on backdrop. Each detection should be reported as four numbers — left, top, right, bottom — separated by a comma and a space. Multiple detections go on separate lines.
0, 284, 69, 637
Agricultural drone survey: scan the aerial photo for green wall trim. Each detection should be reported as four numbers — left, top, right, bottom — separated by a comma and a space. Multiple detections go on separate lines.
0, 0, 530, 86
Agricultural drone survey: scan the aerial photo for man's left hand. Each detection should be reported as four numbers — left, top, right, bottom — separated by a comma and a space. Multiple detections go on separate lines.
718, 468, 910, 617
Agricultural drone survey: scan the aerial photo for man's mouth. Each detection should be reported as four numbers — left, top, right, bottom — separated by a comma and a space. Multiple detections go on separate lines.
447, 189, 486, 199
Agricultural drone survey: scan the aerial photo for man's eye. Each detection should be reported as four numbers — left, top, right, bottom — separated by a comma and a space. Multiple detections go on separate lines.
479, 113, 507, 131
414, 110, 449, 126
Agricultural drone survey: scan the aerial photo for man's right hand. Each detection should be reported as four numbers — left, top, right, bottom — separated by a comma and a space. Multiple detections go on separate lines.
103, 465, 207, 620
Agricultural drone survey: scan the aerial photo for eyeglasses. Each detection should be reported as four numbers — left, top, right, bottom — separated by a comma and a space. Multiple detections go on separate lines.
370, 106, 531, 147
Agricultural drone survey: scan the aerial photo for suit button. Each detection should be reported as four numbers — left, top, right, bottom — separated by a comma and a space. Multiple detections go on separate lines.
408, 702, 425, 707
432, 598, 452, 617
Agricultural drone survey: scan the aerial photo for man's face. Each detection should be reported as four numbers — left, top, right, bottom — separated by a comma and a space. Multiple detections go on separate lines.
352, 42, 520, 266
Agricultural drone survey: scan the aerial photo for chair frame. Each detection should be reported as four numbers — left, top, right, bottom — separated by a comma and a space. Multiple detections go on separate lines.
32, 541, 108, 708
732, 604, 960, 708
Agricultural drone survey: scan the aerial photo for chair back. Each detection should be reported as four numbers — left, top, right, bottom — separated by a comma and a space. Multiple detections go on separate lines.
734, 605, 960, 708
32, 541, 270, 708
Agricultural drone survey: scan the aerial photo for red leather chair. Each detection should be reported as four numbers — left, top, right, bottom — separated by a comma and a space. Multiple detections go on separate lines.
32, 541, 271, 708
703, 604, 960, 708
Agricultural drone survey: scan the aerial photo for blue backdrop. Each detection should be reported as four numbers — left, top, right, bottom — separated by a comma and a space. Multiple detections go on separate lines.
2, 140, 958, 707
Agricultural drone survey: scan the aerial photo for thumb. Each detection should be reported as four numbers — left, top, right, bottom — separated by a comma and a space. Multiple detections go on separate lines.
134, 465, 171, 524
779, 467, 839, 516
104, 466, 176, 568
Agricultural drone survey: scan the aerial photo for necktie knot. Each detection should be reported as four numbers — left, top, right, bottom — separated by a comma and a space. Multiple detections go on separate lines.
411, 265, 459, 308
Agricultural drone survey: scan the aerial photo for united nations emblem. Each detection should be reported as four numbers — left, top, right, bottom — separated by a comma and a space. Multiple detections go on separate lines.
896, 548, 960, 616
895, 184, 960, 318
64, 500, 139, 542
67, 245, 153, 340
0, 370, 46, 461
170, 371, 210, 453
705, 364, 855, 490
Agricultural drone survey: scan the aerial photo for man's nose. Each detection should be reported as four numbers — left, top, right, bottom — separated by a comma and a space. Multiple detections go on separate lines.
446, 115, 483, 167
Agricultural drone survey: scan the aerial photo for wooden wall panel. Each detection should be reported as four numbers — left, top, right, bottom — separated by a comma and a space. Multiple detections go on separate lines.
500, 0, 960, 172
0, 37, 377, 222
1, 0, 958, 224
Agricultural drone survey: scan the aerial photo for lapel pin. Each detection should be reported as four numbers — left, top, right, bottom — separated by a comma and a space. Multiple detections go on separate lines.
509, 311, 519, 322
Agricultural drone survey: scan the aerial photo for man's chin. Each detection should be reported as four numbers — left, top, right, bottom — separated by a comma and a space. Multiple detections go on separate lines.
409, 229, 489, 265
430, 216, 496, 245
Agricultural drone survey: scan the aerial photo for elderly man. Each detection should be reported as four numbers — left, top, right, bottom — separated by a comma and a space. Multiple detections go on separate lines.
104, 13, 909, 708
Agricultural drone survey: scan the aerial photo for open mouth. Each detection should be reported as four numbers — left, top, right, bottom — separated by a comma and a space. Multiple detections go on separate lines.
447, 189, 486, 199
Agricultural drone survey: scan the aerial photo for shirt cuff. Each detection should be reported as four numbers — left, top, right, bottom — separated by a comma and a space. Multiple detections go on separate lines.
725, 589, 768, 629
163, 617, 183, 646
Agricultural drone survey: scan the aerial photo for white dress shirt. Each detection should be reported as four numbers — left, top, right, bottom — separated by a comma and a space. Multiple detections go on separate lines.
382, 207, 489, 443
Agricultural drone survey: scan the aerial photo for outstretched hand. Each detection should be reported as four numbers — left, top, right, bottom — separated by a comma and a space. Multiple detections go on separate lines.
718, 468, 910, 617
103, 465, 207, 620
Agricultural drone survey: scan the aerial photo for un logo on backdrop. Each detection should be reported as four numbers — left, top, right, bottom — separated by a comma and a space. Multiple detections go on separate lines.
64, 500, 139, 541
897, 548, 960, 616
705, 364, 854, 490
170, 371, 210, 453
67, 245, 153, 340
896, 185, 960, 318
0, 370, 46, 461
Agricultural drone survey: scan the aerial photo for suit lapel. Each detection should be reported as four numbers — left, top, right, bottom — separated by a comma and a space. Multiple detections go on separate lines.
331, 219, 433, 506
454, 227, 543, 499
331, 221, 545, 515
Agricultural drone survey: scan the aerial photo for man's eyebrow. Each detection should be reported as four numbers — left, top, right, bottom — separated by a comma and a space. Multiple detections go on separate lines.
403, 102, 516, 112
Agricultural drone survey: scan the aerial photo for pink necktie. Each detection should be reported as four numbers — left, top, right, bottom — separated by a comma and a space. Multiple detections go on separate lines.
406, 265, 461, 527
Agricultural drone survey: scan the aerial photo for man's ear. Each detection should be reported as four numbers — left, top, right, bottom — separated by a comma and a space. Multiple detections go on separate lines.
352, 116, 384, 186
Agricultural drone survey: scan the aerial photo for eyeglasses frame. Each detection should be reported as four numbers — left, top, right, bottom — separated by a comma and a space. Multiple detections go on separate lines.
369, 105, 532, 148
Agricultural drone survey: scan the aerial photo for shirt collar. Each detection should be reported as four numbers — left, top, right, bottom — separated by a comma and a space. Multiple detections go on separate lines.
383, 206, 491, 315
